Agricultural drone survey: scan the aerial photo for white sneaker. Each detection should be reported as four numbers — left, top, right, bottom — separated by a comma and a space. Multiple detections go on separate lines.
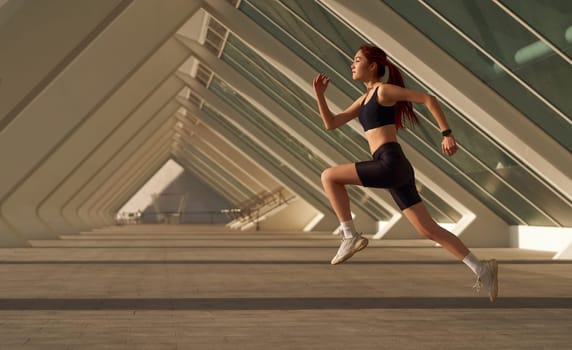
473, 259, 498, 303
330, 234, 368, 265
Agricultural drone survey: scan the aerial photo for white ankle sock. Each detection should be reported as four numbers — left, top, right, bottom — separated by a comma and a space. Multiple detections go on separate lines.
462, 252, 485, 276
340, 220, 356, 239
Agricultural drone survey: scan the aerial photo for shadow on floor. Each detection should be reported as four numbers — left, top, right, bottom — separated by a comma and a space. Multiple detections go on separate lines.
1, 260, 570, 265
0, 297, 570, 310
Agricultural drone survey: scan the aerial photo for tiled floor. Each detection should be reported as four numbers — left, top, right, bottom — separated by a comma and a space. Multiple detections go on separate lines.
0, 225, 570, 349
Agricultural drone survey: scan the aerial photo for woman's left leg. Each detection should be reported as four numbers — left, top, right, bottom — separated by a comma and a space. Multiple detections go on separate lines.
402, 201, 498, 302
401, 202, 469, 259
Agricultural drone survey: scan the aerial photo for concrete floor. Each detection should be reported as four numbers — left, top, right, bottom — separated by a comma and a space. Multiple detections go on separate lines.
0, 224, 571, 349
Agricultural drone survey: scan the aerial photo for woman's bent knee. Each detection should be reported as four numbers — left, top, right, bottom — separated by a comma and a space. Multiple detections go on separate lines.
322, 164, 361, 187
321, 168, 334, 185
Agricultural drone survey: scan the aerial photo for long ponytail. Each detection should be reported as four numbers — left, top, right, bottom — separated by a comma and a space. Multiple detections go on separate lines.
359, 44, 418, 129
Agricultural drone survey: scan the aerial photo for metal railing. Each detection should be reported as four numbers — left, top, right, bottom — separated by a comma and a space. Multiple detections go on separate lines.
116, 211, 230, 225
222, 187, 294, 230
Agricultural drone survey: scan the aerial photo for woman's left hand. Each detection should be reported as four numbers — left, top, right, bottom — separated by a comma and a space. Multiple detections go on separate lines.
441, 135, 458, 156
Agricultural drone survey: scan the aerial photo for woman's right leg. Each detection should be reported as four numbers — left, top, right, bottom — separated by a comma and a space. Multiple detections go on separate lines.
321, 163, 369, 265
320, 163, 363, 222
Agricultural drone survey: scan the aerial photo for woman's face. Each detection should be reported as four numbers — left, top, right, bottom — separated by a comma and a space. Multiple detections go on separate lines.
351, 50, 373, 81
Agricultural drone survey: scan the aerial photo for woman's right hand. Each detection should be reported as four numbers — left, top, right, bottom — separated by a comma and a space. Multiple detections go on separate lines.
313, 73, 330, 95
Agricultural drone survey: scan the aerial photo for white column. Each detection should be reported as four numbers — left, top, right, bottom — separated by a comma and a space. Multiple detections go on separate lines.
3, 39, 191, 239
0, 0, 204, 244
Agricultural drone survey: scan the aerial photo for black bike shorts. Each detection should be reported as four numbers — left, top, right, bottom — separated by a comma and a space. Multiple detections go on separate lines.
355, 142, 422, 210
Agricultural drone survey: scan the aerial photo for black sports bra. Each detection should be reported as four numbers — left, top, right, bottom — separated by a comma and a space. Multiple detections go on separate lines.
358, 87, 396, 131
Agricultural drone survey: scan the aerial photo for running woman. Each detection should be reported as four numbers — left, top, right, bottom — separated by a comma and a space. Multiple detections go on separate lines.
313, 43, 498, 302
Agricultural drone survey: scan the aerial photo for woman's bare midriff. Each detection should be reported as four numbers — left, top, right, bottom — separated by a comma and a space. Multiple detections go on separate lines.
364, 124, 398, 154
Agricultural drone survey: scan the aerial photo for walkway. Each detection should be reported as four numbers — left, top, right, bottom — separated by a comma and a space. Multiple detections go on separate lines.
0, 225, 570, 349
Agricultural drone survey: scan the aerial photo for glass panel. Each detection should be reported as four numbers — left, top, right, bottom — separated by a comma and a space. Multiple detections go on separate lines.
425, 0, 571, 117
498, 0, 572, 55
206, 30, 224, 48
204, 41, 219, 56
384, 0, 572, 152
271, 0, 358, 55
208, 17, 227, 36
240, 0, 363, 97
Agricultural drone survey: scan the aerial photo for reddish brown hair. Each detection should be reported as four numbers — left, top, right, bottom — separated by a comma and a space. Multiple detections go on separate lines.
359, 43, 418, 129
